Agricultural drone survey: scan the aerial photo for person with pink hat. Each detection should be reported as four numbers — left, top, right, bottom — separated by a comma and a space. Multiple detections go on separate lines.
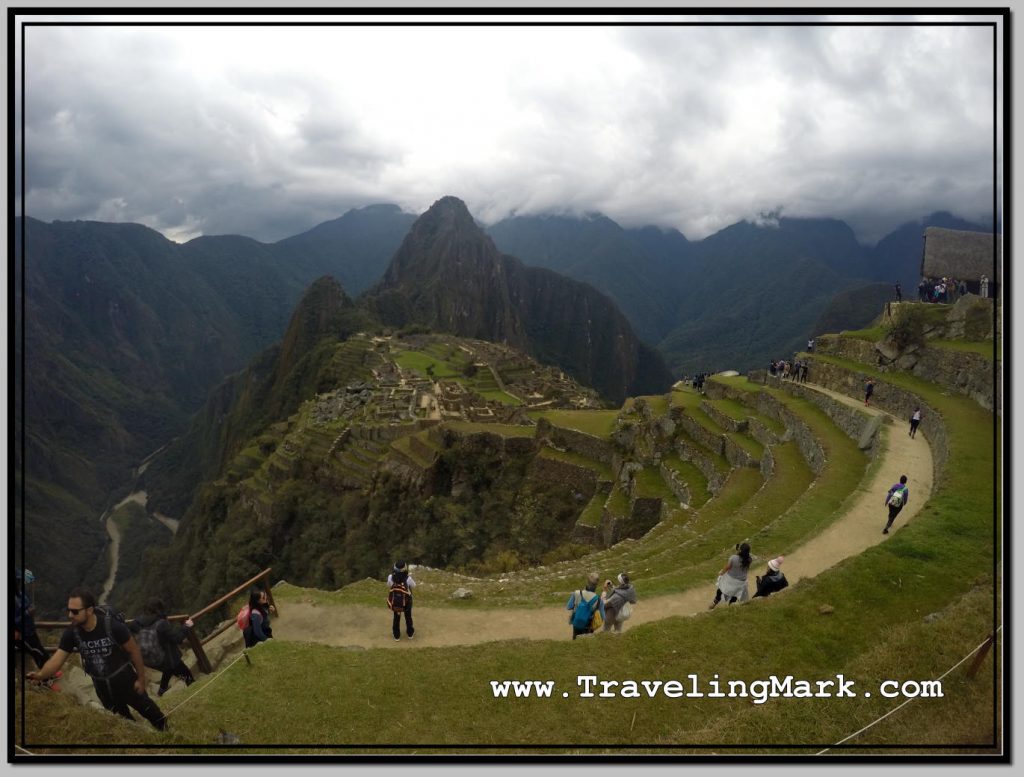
753, 555, 789, 598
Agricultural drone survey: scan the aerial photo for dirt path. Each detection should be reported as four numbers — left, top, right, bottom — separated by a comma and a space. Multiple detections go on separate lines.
99, 515, 122, 603
274, 385, 934, 650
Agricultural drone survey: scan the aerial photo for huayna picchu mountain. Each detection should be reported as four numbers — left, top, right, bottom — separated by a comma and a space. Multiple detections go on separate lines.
366, 196, 673, 403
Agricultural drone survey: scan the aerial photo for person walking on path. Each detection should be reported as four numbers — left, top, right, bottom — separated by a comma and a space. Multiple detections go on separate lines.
909, 408, 922, 439
27, 588, 167, 730
895, 282, 902, 302
387, 561, 416, 641
710, 543, 752, 608
753, 556, 789, 599
883, 475, 910, 534
566, 572, 605, 640
130, 597, 195, 697
13, 570, 51, 673
864, 378, 875, 406
601, 573, 638, 633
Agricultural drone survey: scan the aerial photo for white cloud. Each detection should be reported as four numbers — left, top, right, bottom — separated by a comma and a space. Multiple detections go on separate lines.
19, 17, 1000, 244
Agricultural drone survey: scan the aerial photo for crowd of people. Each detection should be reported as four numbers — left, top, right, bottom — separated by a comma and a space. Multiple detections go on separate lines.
917, 276, 970, 304
769, 358, 808, 382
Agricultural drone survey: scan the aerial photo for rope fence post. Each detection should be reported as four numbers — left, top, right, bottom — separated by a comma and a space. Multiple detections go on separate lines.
966, 633, 995, 680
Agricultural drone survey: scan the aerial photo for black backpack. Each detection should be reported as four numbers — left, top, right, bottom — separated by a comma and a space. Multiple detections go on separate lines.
387, 571, 411, 613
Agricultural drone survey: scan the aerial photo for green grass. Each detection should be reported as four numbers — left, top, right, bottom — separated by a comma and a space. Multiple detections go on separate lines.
930, 339, 999, 361
840, 326, 885, 342
624, 394, 670, 417
20, 339, 999, 753
576, 493, 606, 527
633, 467, 676, 501
661, 455, 711, 507
392, 349, 462, 379
443, 421, 535, 438
538, 446, 614, 480
530, 410, 619, 438
477, 389, 523, 406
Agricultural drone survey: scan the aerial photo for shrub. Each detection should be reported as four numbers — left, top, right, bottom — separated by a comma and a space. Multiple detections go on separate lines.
883, 305, 927, 350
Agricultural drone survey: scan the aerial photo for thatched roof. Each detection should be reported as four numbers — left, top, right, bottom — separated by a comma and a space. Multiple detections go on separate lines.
921, 227, 1001, 283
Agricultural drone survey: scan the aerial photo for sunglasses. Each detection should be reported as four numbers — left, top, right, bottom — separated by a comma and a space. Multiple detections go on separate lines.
67, 607, 89, 615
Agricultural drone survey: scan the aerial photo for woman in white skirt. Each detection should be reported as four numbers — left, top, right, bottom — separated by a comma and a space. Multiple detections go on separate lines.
709, 542, 752, 608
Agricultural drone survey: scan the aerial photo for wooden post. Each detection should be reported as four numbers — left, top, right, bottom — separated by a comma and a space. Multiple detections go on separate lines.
966, 633, 995, 680
262, 573, 279, 616
185, 627, 213, 674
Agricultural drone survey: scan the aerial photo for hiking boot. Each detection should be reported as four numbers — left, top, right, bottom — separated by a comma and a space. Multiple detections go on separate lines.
157, 686, 169, 697
882, 528, 889, 534
708, 601, 718, 610
407, 634, 414, 640
394, 636, 400, 641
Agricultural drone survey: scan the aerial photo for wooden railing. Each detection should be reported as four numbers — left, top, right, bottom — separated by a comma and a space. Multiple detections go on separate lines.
33, 567, 277, 675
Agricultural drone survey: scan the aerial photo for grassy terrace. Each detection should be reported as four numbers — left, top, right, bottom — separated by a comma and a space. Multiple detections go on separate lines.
930, 338, 1000, 361
392, 348, 463, 378
624, 394, 670, 417
23, 343, 998, 752
538, 446, 613, 480
389, 433, 438, 469
443, 421, 535, 438
529, 409, 619, 438
633, 467, 676, 501
477, 388, 522, 406
709, 397, 786, 435
660, 455, 711, 507
576, 492, 606, 527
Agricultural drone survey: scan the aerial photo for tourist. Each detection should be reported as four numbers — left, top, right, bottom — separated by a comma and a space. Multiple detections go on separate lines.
883, 475, 910, 534
895, 282, 902, 302
387, 561, 416, 641
753, 556, 788, 598
243, 587, 275, 647
807, 338, 815, 352
980, 275, 989, 298
918, 277, 928, 302
27, 588, 167, 730
909, 407, 922, 439
710, 543, 752, 608
13, 570, 50, 673
566, 572, 605, 640
864, 378, 875, 406
130, 597, 195, 696
601, 573, 638, 633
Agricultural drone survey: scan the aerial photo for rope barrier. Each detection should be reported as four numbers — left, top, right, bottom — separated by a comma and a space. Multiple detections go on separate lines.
161, 650, 251, 719
816, 626, 1001, 754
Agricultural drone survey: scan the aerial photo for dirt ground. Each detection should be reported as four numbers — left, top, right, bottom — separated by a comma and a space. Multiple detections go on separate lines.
274, 385, 933, 650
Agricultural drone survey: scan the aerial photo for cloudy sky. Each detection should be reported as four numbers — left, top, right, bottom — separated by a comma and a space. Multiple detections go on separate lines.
17, 13, 1001, 244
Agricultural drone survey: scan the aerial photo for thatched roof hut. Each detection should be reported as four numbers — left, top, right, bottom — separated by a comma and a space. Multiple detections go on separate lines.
921, 227, 1001, 283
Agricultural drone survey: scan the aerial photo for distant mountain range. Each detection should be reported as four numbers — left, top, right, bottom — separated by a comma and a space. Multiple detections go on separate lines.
14, 199, 988, 611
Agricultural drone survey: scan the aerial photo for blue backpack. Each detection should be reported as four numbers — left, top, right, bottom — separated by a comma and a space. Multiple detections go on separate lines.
571, 591, 600, 630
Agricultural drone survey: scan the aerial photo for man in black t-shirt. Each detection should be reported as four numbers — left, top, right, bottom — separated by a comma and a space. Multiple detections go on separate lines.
28, 587, 166, 730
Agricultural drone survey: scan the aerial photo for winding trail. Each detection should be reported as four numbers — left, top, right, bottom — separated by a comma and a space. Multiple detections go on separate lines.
274, 384, 934, 650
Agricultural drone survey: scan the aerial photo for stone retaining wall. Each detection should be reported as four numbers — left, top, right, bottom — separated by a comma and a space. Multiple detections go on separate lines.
711, 382, 827, 474
700, 400, 749, 433
805, 357, 950, 482
529, 454, 599, 497
675, 437, 728, 495
660, 462, 692, 505
535, 419, 616, 464
817, 333, 997, 414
